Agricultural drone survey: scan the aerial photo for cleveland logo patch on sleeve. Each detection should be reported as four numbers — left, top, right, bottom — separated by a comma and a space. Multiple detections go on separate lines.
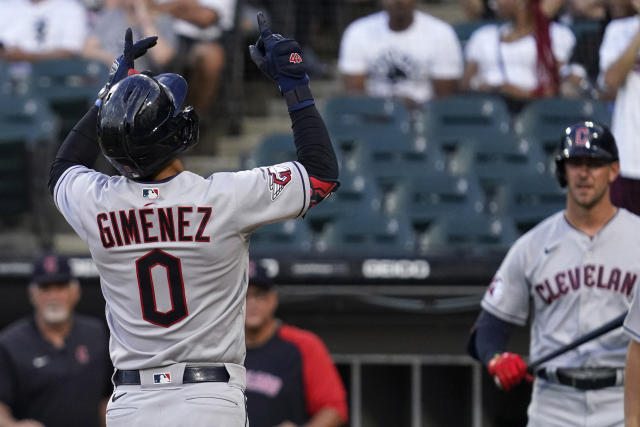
267, 165, 292, 200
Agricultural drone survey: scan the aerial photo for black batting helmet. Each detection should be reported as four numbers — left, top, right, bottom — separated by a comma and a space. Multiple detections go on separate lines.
97, 73, 198, 180
554, 121, 618, 187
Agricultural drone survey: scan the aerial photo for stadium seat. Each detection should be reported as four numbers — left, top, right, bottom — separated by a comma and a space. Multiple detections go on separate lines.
315, 213, 416, 256
420, 213, 518, 253
29, 58, 109, 136
387, 170, 485, 227
503, 173, 566, 234
344, 131, 447, 191
422, 94, 511, 151
250, 219, 314, 255
0, 95, 58, 143
514, 97, 612, 156
245, 133, 296, 169
323, 95, 411, 137
0, 95, 59, 223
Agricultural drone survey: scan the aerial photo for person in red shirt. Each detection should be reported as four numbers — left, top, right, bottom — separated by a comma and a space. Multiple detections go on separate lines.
244, 261, 348, 427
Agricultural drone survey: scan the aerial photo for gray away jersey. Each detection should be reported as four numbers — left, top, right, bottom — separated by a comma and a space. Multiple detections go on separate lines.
54, 163, 310, 369
482, 209, 640, 368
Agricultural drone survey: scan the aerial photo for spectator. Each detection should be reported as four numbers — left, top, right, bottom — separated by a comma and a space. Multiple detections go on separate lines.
150, 0, 236, 121
83, 0, 176, 73
337, 0, 463, 109
0, 254, 112, 427
598, 0, 640, 215
244, 261, 348, 427
0, 0, 88, 62
563, 0, 635, 99
461, 0, 576, 112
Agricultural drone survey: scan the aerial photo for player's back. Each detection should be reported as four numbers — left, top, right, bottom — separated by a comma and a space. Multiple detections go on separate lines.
54, 163, 310, 369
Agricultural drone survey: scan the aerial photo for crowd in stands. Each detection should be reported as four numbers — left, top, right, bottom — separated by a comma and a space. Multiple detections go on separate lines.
2, 0, 640, 251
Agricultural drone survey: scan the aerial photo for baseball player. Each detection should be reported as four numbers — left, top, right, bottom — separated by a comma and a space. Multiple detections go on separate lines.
47, 15, 339, 427
467, 122, 640, 426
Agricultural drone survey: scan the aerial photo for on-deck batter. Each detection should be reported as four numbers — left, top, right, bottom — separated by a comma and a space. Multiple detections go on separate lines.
468, 121, 640, 427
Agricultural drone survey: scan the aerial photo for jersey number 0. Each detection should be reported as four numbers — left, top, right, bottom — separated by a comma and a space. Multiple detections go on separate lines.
135, 249, 188, 327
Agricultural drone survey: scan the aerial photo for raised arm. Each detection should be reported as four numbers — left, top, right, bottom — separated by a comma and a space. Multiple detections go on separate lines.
249, 13, 339, 206
48, 29, 157, 194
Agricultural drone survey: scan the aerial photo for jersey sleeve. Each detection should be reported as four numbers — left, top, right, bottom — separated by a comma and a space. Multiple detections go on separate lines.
279, 326, 348, 423
232, 162, 311, 232
429, 23, 464, 79
337, 22, 367, 75
481, 238, 531, 326
52, 165, 107, 242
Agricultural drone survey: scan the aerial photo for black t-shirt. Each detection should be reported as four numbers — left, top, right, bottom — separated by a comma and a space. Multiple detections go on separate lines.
0, 314, 112, 427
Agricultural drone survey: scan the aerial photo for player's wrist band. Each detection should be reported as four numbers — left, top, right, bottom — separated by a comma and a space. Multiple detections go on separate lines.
283, 85, 314, 112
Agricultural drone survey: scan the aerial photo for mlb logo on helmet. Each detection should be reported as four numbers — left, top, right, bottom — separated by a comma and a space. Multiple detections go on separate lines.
289, 53, 302, 64
153, 372, 171, 384
142, 188, 159, 199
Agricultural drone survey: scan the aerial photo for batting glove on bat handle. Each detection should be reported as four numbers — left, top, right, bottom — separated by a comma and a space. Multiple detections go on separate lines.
249, 12, 313, 111
97, 27, 158, 105
487, 352, 533, 391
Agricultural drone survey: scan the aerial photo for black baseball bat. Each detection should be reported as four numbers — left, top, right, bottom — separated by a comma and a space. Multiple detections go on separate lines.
527, 311, 627, 373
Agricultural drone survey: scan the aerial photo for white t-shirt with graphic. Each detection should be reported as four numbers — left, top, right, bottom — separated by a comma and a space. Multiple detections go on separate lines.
338, 10, 463, 104
0, 0, 87, 53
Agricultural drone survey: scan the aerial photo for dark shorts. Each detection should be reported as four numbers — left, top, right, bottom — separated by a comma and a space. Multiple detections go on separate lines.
610, 175, 640, 216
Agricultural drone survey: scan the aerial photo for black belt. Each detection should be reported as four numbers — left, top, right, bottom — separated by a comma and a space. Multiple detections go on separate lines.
114, 366, 230, 386
536, 367, 622, 390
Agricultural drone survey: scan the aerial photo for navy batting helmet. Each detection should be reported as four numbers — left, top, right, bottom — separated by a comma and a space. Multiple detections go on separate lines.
97, 73, 198, 180
555, 121, 618, 187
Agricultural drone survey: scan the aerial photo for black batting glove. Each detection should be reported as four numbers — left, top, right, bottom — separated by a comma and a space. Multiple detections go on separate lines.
97, 28, 157, 105
249, 12, 314, 111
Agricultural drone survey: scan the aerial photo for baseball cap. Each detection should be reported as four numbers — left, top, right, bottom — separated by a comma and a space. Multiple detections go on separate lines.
31, 254, 73, 286
248, 260, 274, 290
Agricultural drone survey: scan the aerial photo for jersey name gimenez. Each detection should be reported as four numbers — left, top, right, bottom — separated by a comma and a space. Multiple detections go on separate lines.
482, 209, 640, 368
54, 163, 310, 369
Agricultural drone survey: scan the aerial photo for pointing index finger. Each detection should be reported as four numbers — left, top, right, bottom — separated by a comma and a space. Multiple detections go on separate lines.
256, 12, 272, 38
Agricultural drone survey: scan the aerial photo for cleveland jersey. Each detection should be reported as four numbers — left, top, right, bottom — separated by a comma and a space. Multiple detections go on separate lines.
54, 163, 310, 369
482, 209, 640, 368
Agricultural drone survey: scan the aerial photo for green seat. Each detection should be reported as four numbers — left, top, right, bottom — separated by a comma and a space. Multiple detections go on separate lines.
245, 134, 297, 169
0, 95, 58, 143
504, 173, 566, 234
345, 131, 447, 191
250, 219, 313, 255
514, 97, 612, 155
423, 94, 511, 150
30, 58, 109, 136
388, 171, 485, 227
324, 96, 411, 136
315, 213, 415, 256
421, 213, 518, 253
